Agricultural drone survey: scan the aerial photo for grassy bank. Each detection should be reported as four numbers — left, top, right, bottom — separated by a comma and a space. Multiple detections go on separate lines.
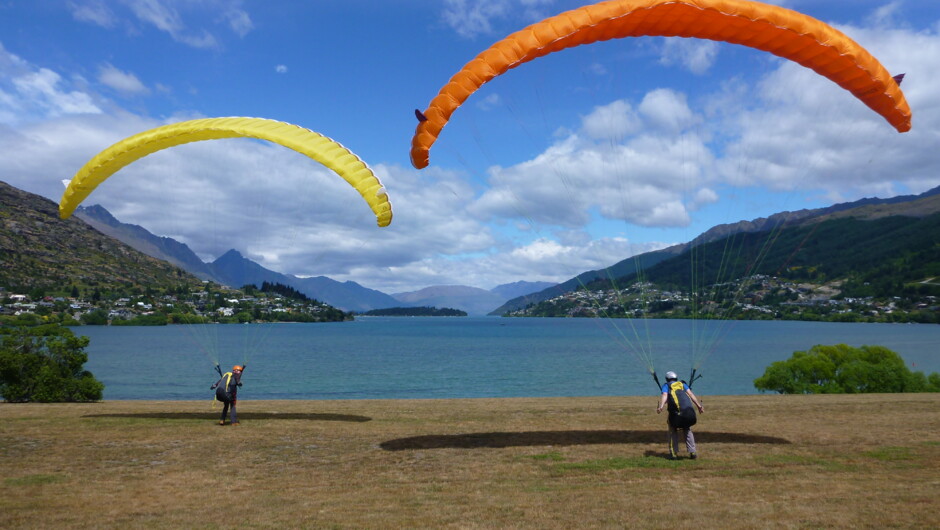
2, 394, 938, 528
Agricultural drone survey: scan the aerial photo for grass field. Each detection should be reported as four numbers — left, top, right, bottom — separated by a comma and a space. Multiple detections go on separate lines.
2, 393, 938, 528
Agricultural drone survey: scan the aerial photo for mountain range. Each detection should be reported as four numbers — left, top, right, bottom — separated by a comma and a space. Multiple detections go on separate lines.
0, 182, 205, 295
490, 186, 940, 314
73, 203, 554, 314
5, 179, 938, 315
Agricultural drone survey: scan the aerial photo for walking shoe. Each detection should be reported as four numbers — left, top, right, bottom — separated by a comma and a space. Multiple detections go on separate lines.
689, 452, 697, 460
218, 421, 225, 426
231, 422, 240, 426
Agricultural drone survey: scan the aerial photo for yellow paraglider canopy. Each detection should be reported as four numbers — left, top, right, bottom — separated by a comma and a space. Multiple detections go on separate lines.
60, 117, 393, 227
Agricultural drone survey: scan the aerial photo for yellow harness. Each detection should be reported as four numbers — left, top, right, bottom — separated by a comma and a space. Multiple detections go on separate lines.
667, 380, 686, 410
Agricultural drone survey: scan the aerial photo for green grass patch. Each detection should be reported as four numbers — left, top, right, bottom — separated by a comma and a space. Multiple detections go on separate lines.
711, 467, 790, 478
760, 454, 826, 466
863, 446, 914, 461
555, 456, 680, 472
4, 473, 67, 486
526, 451, 565, 461
759, 453, 856, 472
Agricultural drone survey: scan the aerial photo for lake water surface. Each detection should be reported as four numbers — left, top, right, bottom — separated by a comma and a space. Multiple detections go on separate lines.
80, 317, 940, 400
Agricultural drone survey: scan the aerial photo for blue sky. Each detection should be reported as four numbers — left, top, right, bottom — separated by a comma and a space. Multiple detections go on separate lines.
1, 0, 938, 294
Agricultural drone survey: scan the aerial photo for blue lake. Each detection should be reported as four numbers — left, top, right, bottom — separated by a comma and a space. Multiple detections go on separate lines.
79, 317, 940, 400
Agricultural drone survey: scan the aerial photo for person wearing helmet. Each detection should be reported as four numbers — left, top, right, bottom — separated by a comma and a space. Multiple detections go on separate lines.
657, 370, 704, 459
211, 365, 244, 425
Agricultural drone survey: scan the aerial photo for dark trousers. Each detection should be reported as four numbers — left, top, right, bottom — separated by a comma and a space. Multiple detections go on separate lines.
220, 400, 238, 423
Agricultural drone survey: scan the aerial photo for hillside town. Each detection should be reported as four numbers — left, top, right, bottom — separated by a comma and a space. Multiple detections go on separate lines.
0, 282, 351, 326
508, 275, 940, 324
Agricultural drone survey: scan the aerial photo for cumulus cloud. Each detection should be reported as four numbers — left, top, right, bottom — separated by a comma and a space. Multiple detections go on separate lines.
658, 38, 719, 75
456, 19, 940, 271
1, 111, 418, 285
0, 45, 101, 124
472, 89, 712, 231
713, 21, 940, 200
637, 89, 699, 134
275, 64, 288, 74
3, 4, 939, 296
361, 232, 666, 293
581, 100, 641, 140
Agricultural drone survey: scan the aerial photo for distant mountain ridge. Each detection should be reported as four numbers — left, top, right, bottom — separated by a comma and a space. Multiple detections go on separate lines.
0, 182, 205, 294
390, 281, 554, 316
75, 205, 398, 311
75, 205, 218, 281
22, 180, 938, 316
209, 249, 400, 313
490, 185, 940, 315
73, 204, 403, 312
73, 202, 557, 314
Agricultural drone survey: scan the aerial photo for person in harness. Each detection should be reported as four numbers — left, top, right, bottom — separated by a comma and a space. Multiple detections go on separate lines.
211, 365, 244, 426
657, 371, 705, 459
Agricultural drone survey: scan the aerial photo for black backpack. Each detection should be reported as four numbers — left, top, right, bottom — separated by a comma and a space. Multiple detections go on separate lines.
666, 380, 697, 429
215, 372, 235, 403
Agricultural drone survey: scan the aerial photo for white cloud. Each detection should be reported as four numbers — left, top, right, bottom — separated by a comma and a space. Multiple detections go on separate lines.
70, 0, 253, 49
476, 93, 501, 110
714, 22, 940, 199
581, 100, 641, 140
124, 0, 196, 42
224, 8, 253, 37
441, 0, 555, 39
585, 62, 608, 76
658, 38, 719, 75
98, 64, 149, 95
442, 0, 511, 39
453, 20, 940, 274
68, 0, 117, 28
471, 89, 712, 231
868, 1, 903, 27
0, 49, 102, 123
275, 64, 288, 74
637, 89, 699, 134
3, 4, 939, 297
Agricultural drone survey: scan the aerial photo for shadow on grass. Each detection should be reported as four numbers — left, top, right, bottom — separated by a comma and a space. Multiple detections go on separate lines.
83, 412, 371, 422
380, 430, 789, 451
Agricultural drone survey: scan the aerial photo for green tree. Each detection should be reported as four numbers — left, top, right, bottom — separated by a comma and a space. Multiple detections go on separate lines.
80, 309, 109, 325
755, 344, 940, 394
0, 325, 104, 402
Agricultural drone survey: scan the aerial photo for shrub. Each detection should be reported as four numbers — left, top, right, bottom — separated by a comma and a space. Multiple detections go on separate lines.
0, 324, 104, 402
754, 344, 940, 394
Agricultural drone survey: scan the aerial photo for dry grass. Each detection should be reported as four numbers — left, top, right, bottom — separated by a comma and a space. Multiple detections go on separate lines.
2, 393, 939, 528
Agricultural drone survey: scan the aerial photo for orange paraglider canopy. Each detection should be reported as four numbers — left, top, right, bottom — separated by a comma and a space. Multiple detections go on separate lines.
410, 0, 911, 169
